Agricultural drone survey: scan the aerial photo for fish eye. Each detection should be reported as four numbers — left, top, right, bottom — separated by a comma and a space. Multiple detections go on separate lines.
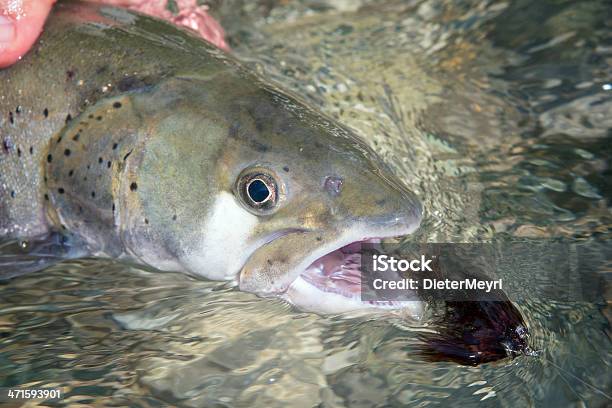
247, 179, 271, 203
236, 170, 279, 212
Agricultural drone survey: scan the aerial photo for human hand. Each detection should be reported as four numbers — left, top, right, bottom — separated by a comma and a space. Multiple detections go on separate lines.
0, 0, 227, 68
0, 0, 56, 68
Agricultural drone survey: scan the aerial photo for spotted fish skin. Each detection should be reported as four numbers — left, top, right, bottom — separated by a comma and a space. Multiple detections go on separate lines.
0, 2, 234, 244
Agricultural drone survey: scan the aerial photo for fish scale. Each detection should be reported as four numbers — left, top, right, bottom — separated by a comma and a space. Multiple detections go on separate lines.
0, 103, 57, 238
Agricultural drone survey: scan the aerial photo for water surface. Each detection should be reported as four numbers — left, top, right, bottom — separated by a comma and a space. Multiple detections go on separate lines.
1, 0, 611, 406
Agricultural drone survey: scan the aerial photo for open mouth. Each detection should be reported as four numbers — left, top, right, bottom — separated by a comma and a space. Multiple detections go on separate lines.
284, 237, 414, 312
298, 238, 380, 297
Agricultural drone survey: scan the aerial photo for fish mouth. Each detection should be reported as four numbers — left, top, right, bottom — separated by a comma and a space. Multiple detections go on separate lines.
238, 210, 423, 315
279, 234, 421, 315
294, 238, 382, 299
296, 238, 379, 298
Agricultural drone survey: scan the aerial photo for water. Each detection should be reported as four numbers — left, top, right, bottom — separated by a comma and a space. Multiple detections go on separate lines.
1, 0, 611, 406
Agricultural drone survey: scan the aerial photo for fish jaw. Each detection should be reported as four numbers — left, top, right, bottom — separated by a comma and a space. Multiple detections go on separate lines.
238, 212, 423, 314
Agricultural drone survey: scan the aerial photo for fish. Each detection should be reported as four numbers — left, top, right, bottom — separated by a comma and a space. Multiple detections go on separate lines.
0, 1, 530, 364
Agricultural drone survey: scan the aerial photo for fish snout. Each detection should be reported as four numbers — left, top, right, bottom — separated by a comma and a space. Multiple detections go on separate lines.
369, 182, 423, 236
331, 168, 423, 235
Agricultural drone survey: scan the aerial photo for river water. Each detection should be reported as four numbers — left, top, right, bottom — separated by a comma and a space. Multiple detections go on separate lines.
1, 0, 610, 406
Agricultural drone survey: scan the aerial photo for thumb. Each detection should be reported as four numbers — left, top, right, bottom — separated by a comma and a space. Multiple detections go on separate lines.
0, 0, 56, 68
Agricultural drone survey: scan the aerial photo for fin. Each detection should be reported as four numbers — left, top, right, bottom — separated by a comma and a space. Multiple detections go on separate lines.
0, 231, 89, 280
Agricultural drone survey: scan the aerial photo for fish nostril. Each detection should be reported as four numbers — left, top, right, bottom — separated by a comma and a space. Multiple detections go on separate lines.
324, 175, 343, 196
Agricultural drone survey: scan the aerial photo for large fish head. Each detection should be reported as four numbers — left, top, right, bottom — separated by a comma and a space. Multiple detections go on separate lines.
119, 76, 422, 313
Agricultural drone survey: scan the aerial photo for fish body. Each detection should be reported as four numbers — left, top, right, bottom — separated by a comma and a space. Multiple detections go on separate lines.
0, 2, 530, 364
0, 1, 421, 299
